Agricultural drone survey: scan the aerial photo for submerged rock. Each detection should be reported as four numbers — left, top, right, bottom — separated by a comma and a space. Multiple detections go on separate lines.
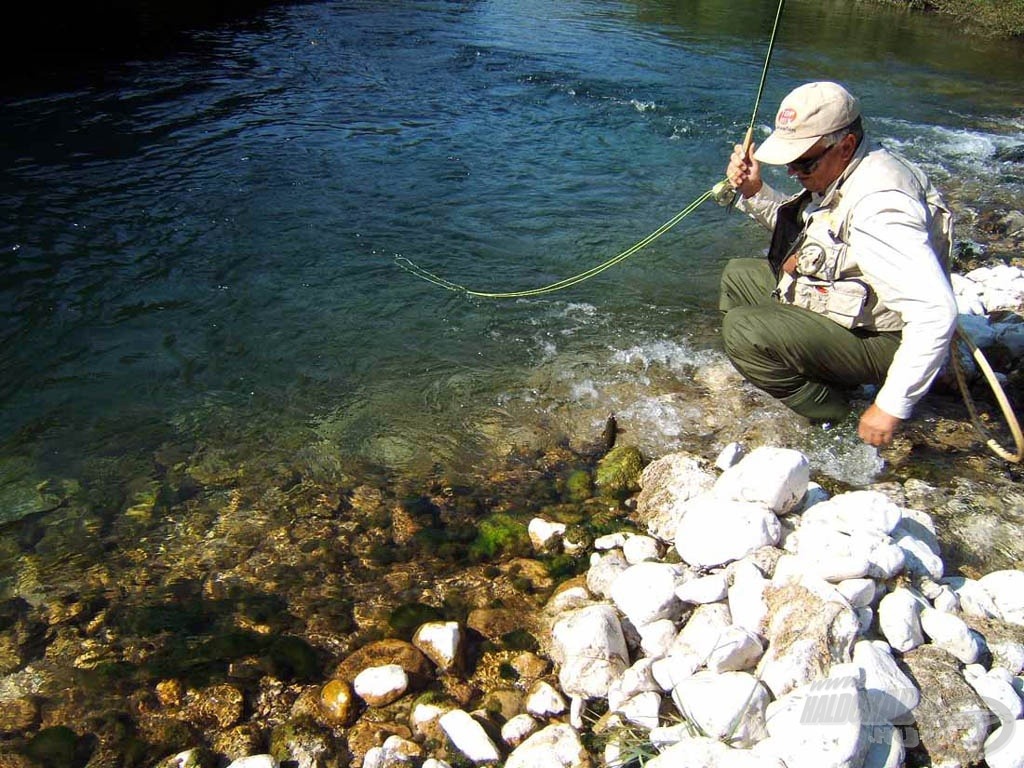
594, 444, 644, 500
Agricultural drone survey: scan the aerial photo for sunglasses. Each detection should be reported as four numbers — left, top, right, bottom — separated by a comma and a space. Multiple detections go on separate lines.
787, 141, 839, 175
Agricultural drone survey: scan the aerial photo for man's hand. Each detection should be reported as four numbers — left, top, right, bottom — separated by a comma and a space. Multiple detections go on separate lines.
858, 403, 902, 447
727, 142, 763, 199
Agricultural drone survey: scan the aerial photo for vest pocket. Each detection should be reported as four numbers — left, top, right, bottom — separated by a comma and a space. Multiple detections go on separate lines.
790, 277, 868, 329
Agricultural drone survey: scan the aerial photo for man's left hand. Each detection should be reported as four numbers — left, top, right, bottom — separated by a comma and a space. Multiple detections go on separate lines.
858, 403, 902, 447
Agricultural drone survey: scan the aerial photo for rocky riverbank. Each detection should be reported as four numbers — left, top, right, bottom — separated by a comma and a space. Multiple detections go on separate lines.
1, 162, 1023, 767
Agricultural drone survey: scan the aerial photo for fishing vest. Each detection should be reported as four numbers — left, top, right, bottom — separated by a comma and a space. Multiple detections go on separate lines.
768, 145, 953, 332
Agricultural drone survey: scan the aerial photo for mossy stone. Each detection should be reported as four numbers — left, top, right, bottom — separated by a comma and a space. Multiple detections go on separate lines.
24, 726, 79, 768
468, 514, 530, 561
594, 445, 644, 500
388, 603, 445, 636
563, 469, 593, 503
269, 635, 320, 681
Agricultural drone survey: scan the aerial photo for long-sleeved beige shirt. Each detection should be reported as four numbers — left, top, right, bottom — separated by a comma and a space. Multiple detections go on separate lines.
736, 143, 958, 418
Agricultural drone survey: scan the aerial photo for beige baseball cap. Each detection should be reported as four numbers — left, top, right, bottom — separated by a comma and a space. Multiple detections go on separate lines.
753, 81, 861, 165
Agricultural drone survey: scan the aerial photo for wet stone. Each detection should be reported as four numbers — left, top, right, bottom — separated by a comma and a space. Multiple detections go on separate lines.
0, 696, 39, 734
210, 723, 264, 763
333, 640, 432, 688
182, 684, 245, 730
317, 678, 355, 724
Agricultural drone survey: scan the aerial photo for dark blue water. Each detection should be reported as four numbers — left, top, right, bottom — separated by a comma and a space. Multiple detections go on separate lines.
3, 0, 1024, 502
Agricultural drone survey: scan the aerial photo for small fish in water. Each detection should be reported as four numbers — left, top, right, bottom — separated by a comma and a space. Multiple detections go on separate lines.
603, 413, 618, 452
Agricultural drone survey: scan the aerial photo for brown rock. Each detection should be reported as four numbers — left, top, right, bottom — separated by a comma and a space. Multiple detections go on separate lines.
510, 652, 551, 684
210, 723, 263, 762
900, 645, 988, 768
182, 683, 245, 730
319, 678, 356, 724
466, 608, 522, 642
480, 688, 523, 722
333, 640, 432, 688
155, 679, 185, 708
345, 718, 413, 764
0, 753, 39, 768
439, 676, 480, 707
0, 697, 38, 734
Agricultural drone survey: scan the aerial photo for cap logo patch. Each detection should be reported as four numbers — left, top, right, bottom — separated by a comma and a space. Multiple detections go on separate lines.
777, 107, 798, 127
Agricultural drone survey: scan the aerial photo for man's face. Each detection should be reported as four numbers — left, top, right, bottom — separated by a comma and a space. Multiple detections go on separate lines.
787, 134, 856, 193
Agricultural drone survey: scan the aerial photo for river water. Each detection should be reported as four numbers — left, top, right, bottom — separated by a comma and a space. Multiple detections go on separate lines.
2, 0, 1024, 761
3, 0, 1024, 556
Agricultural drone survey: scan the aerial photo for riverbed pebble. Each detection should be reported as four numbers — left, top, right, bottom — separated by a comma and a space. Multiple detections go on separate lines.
438, 709, 501, 763
412, 621, 463, 674
352, 664, 409, 707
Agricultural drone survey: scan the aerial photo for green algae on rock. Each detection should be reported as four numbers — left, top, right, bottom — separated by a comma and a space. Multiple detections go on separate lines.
594, 445, 645, 500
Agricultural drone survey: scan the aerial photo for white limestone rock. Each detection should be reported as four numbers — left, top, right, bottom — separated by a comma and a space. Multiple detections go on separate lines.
666, 602, 732, 674
985, 721, 1024, 768
410, 702, 447, 739
528, 518, 566, 552
225, 758, 278, 768
706, 626, 765, 673
438, 709, 501, 764
865, 540, 907, 580
524, 680, 566, 718
616, 690, 662, 730
837, 578, 878, 609
761, 674, 871, 768
593, 532, 627, 550
634, 452, 716, 542
988, 639, 1024, 676
783, 523, 874, 582
353, 664, 409, 707
672, 671, 770, 747
944, 575, 1002, 620
851, 640, 919, 726
504, 723, 591, 768
550, 604, 629, 700
636, 618, 677, 660
622, 534, 661, 564
501, 714, 539, 748
862, 724, 905, 768
675, 495, 781, 569
893, 528, 944, 581
979, 570, 1024, 625
963, 666, 1024, 722
878, 588, 926, 653
715, 441, 747, 470
757, 579, 860, 698
714, 446, 809, 514
648, 736, 786, 768
610, 561, 682, 627
675, 573, 728, 605
919, 607, 984, 664
586, 549, 629, 601
413, 621, 462, 674
799, 490, 903, 536
728, 559, 769, 635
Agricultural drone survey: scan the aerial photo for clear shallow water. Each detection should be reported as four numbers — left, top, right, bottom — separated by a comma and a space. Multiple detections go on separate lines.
3, 0, 1024, 498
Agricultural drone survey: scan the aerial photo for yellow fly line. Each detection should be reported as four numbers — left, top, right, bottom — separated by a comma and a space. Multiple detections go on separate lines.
395, 189, 714, 299
395, 0, 1023, 463
395, 0, 788, 299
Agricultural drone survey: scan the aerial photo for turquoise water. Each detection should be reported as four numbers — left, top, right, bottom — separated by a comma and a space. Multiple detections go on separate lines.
3, 0, 1024, 495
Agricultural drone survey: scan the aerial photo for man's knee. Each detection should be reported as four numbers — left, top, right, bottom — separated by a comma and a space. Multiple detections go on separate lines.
719, 258, 775, 311
722, 305, 775, 360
